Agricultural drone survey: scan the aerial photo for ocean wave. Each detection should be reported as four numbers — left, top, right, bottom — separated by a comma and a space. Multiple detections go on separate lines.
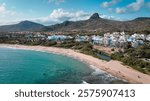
81, 80, 89, 84
87, 65, 127, 84
90, 65, 107, 75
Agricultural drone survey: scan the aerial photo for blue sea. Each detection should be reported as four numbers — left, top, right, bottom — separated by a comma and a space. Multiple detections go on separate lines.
0, 47, 127, 84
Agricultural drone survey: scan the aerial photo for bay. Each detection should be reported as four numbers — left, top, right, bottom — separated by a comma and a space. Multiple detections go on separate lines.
0, 48, 127, 84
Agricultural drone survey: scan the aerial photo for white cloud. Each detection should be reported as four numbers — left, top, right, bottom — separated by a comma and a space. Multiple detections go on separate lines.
48, 0, 64, 5
0, 3, 24, 25
115, 7, 126, 14
35, 8, 91, 25
49, 8, 71, 21
0, 3, 6, 13
127, 0, 144, 11
0, 3, 18, 16
102, 0, 146, 14
101, 0, 120, 8
100, 14, 121, 21
50, 8, 90, 21
107, 0, 145, 14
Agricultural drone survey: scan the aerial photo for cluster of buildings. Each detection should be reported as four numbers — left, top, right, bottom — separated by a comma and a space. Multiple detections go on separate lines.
91, 32, 146, 48
74, 32, 150, 48
1, 31, 150, 48
46, 32, 150, 48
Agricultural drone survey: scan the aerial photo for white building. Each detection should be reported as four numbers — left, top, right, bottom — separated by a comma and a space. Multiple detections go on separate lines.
75, 35, 90, 42
131, 40, 139, 48
48, 35, 68, 41
146, 34, 150, 41
91, 35, 103, 44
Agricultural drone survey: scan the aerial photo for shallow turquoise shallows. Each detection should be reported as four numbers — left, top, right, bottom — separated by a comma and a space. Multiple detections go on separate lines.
0, 48, 127, 84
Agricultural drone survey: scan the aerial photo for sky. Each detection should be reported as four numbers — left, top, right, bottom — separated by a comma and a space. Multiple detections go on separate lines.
0, 0, 150, 25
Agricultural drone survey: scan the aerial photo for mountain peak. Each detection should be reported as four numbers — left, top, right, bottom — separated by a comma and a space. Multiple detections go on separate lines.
0, 20, 45, 32
89, 13, 100, 20
19, 20, 36, 25
17, 20, 44, 27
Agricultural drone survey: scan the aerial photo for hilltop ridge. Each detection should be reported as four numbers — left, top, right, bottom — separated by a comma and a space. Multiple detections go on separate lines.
0, 13, 150, 33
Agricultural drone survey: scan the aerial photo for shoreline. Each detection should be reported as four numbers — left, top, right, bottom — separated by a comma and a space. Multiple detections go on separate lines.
0, 44, 150, 84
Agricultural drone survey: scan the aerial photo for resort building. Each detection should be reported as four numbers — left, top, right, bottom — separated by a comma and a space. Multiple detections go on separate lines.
146, 35, 150, 41
91, 35, 103, 44
131, 40, 139, 48
48, 35, 72, 41
75, 35, 90, 42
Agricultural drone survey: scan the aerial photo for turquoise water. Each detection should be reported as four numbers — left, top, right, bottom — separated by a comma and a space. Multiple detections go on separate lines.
0, 48, 127, 84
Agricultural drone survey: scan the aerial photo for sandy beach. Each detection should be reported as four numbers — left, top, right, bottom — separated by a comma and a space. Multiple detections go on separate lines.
0, 44, 150, 84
